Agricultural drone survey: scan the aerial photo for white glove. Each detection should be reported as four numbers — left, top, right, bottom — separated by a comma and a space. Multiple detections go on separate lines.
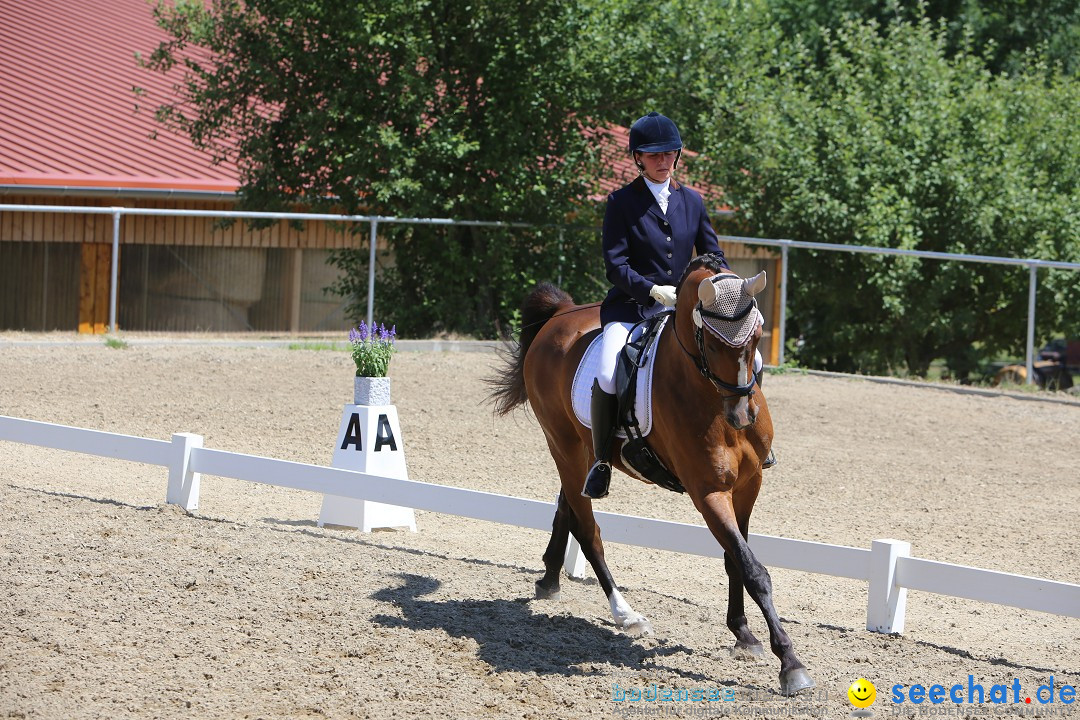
649, 284, 677, 308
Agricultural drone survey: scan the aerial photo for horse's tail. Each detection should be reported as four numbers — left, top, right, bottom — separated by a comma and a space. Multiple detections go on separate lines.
486, 282, 575, 416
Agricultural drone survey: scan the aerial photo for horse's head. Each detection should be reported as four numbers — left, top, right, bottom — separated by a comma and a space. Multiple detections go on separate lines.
675, 256, 766, 430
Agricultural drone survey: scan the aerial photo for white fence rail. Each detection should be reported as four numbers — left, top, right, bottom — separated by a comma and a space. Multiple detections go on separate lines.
2, 414, 1078, 634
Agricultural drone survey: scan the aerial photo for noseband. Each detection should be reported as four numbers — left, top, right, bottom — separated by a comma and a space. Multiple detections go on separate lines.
672, 275, 759, 397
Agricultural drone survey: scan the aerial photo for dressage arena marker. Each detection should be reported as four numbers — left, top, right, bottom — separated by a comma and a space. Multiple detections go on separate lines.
2, 413, 1078, 634
317, 396, 416, 532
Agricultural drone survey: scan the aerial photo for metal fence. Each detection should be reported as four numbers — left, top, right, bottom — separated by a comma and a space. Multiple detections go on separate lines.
720, 234, 1080, 381
0, 203, 536, 335
2, 203, 1078, 382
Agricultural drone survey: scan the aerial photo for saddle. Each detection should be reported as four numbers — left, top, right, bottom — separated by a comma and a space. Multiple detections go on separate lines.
614, 312, 685, 494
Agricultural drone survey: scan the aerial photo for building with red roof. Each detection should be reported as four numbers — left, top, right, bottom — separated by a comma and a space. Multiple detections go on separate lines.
0, 0, 352, 333
0, 0, 238, 197
0, 0, 777, 355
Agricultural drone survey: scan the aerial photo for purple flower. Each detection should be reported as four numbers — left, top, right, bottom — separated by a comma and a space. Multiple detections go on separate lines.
349, 322, 395, 344
348, 320, 397, 377
345, 321, 397, 377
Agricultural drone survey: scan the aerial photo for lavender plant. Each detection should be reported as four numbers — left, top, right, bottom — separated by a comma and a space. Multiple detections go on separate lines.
348, 321, 396, 377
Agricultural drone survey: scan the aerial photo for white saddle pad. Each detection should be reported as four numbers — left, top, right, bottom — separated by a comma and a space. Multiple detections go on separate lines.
572, 316, 667, 438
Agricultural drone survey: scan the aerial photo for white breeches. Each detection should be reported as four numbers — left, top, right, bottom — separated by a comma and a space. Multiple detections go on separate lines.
595, 312, 762, 395
596, 321, 634, 394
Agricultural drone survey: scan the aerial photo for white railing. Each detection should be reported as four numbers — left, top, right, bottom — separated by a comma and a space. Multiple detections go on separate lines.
2, 413, 1078, 633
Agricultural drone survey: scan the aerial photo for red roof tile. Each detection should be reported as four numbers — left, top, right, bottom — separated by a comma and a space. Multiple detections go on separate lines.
0, 0, 238, 193
0, 0, 724, 210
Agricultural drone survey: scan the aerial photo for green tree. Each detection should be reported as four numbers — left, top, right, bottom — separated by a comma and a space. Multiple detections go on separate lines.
767, 0, 1080, 75
699, 16, 1080, 378
145, 0, 643, 337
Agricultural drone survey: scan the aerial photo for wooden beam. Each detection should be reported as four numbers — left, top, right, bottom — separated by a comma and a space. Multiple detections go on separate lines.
78, 243, 97, 333
95, 242, 111, 333
283, 248, 303, 334
77, 242, 112, 334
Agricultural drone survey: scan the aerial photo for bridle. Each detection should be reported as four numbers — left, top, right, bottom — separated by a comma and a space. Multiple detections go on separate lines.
671, 275, 759, 397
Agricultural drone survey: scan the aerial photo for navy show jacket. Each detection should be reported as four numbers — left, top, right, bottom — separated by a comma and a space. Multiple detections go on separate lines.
600, 176, 727, 325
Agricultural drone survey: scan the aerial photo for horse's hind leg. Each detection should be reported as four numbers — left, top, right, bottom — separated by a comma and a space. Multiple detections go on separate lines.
725, 485, 766, 659
536, 491, 571, 600
725, 553, 765, 660
700, 492, 814, 696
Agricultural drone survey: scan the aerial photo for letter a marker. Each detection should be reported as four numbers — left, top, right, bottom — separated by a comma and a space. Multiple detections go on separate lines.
318, 384, 417, 532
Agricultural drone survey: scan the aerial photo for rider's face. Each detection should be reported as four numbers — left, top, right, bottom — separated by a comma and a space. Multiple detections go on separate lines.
636, 151, 677, 183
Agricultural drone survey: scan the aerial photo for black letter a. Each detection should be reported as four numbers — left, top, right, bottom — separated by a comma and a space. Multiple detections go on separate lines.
374, 414, 398, 451
340, 413, 363, 450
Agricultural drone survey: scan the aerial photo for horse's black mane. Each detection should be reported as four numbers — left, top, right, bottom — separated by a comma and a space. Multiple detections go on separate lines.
676, 252, 730, 294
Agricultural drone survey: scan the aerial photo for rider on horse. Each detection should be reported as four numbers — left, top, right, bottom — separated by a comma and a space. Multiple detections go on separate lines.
583, 112, 767, 500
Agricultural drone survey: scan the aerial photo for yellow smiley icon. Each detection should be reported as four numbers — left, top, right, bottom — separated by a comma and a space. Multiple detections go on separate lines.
848, 678, 876, 708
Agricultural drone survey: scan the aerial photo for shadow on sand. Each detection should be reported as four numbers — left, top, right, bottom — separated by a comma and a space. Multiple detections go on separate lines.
370, 572, 707, 681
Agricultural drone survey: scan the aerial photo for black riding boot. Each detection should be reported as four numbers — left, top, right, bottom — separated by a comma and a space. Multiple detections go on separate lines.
756, 368, 778, 469
581, 379, 619, 499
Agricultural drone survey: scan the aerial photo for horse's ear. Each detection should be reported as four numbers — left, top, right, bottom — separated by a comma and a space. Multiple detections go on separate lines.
698, 277, 718, 305
742, 271, 767, 297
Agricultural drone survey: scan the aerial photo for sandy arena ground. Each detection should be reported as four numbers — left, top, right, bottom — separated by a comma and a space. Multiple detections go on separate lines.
1, 340, 1078, 719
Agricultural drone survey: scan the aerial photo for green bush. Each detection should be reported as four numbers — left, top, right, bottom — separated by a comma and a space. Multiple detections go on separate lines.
329, 223, 604, 339
699, 16, 1080, 378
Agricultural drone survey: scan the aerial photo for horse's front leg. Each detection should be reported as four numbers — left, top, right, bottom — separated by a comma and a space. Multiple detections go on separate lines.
700, 491, 814, 696
563, 489, 653, 636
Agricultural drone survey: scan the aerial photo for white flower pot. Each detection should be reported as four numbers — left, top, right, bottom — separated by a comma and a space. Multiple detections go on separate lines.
354, 376, 391, 406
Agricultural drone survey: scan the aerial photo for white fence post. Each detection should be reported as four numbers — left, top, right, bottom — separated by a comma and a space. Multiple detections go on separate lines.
866, 538, 910, 634
564, 534, 587, 579
167, 432, 202, 512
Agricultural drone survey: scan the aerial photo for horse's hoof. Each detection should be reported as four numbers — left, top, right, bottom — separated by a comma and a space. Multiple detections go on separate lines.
534, 581, 561, 601
622, 618, 654, 637
779, 668, 816, 696
730, 642, 765, 661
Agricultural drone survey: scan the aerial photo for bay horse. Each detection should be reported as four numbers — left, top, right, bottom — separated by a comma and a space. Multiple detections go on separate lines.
486, 254, 815, 696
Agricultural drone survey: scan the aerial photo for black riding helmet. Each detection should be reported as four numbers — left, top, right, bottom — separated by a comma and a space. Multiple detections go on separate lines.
628, 111, 683, 171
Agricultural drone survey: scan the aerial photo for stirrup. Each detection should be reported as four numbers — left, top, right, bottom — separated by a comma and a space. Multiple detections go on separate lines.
581, 461, 612, 499
763, 449, 778, 469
